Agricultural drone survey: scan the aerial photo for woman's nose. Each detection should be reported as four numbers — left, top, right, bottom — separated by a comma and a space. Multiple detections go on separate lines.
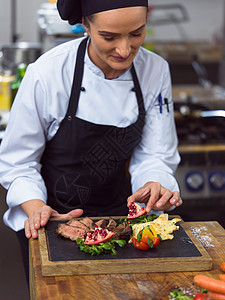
115, 38, 131, 58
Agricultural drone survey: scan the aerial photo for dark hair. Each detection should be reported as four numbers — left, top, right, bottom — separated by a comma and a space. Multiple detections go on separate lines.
83, 15, 95, 29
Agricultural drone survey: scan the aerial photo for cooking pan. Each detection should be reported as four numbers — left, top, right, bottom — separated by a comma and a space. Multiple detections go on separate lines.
0, 42, 42, 72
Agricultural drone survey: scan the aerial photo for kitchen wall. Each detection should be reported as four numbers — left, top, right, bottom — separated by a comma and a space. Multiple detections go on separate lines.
0, 0, 224, 46
0, 0, 45, 45
149, 0, 224, 43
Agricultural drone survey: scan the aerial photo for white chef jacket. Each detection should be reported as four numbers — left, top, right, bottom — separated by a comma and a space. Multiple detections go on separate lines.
0, 37, 180, 231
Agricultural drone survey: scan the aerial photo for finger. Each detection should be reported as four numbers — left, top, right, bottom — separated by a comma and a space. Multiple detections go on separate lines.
145, 183, 163, 212
154, 189, 173, 209
33, 206, 51, 229
28, 217, 38, 239
24, 219, 32, 239
40, 207, 52, 227
51, 209, 83, 219
66, 209, 83, 218
169, 191, 182, 207
33, 212, 42, 230
145, 194, 158, 212
127, 188, 150, 206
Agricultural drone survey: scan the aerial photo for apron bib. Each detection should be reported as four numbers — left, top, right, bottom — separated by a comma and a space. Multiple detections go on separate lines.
41, 38, 145, 216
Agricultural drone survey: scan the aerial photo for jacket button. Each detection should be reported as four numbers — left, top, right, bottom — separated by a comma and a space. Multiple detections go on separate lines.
67, 115, 72, 121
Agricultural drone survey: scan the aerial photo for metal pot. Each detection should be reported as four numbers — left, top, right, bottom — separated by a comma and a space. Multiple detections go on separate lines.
0, 42, 42, 72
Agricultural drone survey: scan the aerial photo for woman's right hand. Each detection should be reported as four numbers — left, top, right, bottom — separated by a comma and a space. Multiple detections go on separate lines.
22, 200, 83, 239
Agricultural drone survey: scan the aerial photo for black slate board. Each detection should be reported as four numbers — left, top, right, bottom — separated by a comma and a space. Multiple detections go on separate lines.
45, 219, 202, 262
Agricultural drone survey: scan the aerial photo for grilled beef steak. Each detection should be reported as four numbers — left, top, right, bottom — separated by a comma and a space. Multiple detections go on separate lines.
113, 222, 132, 241
79, 217, 95, 230
56, 217, 131, 242
56, 224, 86, 241
66, 219, 89, 232
106, 217, 117, 231
95, 219, 107, 228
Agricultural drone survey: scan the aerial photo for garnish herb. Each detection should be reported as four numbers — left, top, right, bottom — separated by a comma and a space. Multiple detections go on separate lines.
76, 238, 126, 256
120, 214, 158, 225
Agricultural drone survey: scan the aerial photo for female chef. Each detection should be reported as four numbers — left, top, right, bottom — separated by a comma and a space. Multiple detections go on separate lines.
0, 0, 182, 281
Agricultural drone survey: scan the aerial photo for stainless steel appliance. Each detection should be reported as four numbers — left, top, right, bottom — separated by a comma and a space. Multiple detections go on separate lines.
0, 42, 42, 73
173, 90, 225, 228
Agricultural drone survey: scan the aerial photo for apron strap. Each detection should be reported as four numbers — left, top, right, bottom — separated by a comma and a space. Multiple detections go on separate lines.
66, 37, 145, 118
66, 37, 89, 117
130, 63, 145, 115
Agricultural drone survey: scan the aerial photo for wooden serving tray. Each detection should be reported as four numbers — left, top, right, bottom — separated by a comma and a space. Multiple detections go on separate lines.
38, 216, 212, 276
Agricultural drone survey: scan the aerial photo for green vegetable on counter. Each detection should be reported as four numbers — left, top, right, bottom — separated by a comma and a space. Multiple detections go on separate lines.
168, 289, 193, 300
168, 289, 208, 300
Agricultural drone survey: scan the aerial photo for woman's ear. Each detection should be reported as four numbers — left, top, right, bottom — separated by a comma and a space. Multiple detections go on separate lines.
82, 17, 89, 36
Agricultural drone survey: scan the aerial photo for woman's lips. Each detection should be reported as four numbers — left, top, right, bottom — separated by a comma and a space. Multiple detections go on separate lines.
112, 55, 130, 62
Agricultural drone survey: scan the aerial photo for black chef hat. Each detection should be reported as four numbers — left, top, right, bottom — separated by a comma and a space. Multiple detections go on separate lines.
57, 0, 148, 25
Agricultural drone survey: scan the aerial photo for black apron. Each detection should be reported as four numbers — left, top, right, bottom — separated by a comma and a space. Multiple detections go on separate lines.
41, 37, 145, 216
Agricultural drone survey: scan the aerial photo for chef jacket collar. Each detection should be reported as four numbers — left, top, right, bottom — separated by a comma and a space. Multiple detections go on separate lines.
57, 0, 148, 25
84, 38, 132, 80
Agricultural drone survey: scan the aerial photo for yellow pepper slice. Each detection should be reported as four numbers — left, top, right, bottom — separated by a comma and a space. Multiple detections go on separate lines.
142, 225, 157, 240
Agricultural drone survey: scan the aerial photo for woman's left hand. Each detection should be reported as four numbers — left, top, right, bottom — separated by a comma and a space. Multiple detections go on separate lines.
127, 181, 182, 213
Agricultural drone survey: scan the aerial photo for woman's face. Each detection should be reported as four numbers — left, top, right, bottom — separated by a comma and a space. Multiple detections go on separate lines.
83, 7, 147, 79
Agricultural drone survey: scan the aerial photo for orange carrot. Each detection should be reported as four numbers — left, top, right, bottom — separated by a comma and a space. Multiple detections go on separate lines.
221, 263, 225, 272
207, 291, 225, 299
194, 274, 225, 294
220, 274, 225, 281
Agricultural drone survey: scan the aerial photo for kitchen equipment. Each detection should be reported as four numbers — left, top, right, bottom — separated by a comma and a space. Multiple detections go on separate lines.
148, 4, 189, 26
37, 2, 72, 36
0, 42, 42, 73
37, 2, 85, 52
173, 98, 225, 228
38, 217, 212, 276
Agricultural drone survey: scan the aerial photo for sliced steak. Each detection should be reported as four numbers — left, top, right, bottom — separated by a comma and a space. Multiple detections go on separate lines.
56, 224, 86, 241
95, 219, 108, 229
106, 217, 117, 231
79, 217, 95, 230
113, 222, 132, 241
67, 219, 89, 232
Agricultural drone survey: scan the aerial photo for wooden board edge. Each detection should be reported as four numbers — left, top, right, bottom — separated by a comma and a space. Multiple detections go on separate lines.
41, 256, 212, 276
38, 227, 54, 275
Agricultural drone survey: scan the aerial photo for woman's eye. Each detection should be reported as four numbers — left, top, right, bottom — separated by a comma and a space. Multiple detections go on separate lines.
131, 33, 142, 37
103, 36, 114, 41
